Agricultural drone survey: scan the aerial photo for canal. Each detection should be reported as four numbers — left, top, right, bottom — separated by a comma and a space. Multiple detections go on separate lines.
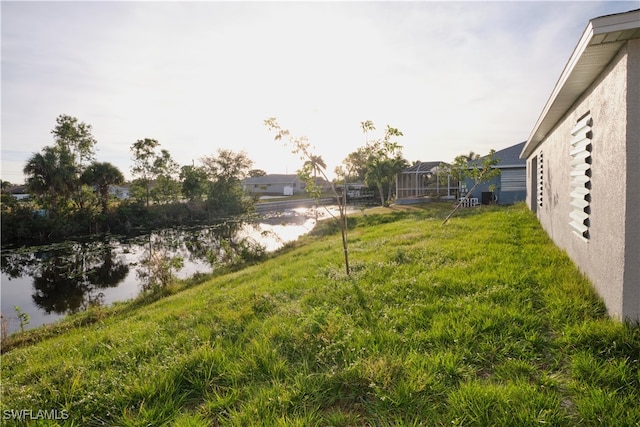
1, 206, 330, 335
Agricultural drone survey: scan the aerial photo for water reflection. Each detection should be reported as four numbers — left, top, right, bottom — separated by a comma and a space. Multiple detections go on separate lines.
33, 246, 129, 313
1, 210, 317, 334
2, 241, 129, 315
133, 219, 268, 292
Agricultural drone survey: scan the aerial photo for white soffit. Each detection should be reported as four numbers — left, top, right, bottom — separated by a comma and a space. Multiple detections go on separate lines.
521, 9, 640, 159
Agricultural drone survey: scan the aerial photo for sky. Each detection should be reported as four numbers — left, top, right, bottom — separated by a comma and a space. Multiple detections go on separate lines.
2, 0, 638, 183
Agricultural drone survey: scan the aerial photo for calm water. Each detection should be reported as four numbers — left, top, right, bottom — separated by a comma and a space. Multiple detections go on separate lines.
1, 208, 322, 334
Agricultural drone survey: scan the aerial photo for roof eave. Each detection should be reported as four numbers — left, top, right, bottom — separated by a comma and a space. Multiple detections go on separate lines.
521, 9, 640, 159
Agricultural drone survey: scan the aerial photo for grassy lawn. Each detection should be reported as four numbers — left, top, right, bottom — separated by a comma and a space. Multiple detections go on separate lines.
1, 203, 639, 426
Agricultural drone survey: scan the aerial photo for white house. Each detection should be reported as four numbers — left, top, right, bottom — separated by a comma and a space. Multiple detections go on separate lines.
521, 9, 640, 321
241, 174, 308, 196
109, 184, 131, 200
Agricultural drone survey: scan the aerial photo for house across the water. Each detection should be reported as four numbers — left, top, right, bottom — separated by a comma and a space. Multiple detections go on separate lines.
242, 174, 330, 196
242, 174, 306, 196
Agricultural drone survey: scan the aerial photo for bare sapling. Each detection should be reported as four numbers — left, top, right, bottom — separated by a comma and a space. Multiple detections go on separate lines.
441, 150, 500, 225
264, 118, 351, 275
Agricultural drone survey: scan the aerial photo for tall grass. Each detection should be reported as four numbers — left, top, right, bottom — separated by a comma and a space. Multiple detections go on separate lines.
1, 203, 638, 426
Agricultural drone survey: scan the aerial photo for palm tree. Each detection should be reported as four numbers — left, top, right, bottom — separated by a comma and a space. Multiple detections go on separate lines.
386, 156, 409, 203
303, 155, 327, 219
464, 151, 481, 161
365, 158, 390, 206
81, 162, 125, 212
303, 155, 327, 188
304, 155, 326, 177
23, 146, 74, 212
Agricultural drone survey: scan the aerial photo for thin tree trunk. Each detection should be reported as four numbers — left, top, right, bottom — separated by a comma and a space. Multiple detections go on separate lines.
442, 181, 481, 225
378, 185, 385, 206
100, 186, 109, 213
340, 187, 350, 275
49, 186, 57, 212
314, 171, 318, 221
387, 181, 394, 203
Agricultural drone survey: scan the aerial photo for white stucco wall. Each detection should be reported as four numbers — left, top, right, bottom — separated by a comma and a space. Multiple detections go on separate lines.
623, 39, 640, 321
527, 43, 637, 321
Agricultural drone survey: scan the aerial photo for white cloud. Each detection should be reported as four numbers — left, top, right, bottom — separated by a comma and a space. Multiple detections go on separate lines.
2, 1, 637, 182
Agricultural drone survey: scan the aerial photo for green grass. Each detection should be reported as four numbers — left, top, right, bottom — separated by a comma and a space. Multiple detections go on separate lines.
1, 203, 639, 426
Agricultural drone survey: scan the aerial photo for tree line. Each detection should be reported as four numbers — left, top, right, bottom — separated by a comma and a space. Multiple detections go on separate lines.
1, 114, 494, 247
1, 115, 259, 245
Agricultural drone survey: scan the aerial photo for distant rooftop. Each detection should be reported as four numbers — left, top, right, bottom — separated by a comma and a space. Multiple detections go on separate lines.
401, 161, 443, 173
242, 174, 300, 185
491, 141, 526, 167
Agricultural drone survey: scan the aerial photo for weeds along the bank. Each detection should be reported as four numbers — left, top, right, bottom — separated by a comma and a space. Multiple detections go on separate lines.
1, 203, 639, 426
